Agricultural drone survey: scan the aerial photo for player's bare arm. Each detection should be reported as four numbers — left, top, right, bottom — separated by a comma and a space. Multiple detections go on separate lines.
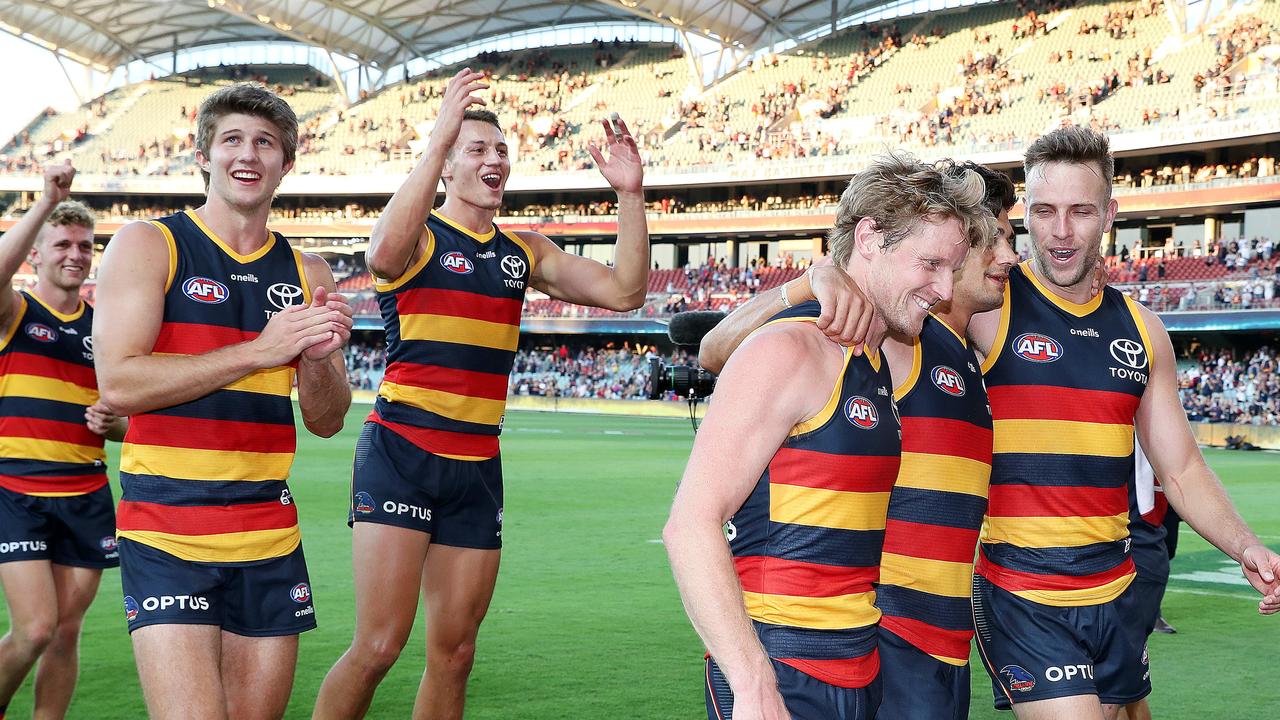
366, 69, 488, 281
1133, 305, 1280, 614
699, 262, 873, 374
0, 161, 75, 323
664, 322, 840, 720
296, 252, 353, 438
522, 117, 649, 312
94, 222, 344, 416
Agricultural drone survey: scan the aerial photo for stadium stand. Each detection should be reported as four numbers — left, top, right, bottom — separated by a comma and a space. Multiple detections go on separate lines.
1181, 344, 1280, 424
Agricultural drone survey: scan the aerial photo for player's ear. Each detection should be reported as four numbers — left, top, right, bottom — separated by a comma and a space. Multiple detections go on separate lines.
853, 217, 881, 260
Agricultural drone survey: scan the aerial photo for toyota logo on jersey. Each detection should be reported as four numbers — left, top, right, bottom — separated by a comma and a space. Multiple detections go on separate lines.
440, 251, 474, 274
844, 396, 879, 429
1012, 333, 1062, 363
931, 365, 966, 396
501, 255, 527, 279
182, 277, 230, 304
267, 283, 304, 310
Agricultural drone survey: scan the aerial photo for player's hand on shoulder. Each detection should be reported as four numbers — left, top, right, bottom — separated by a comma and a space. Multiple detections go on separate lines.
587, 114, 643, 195
1088, 256, 1108, 298
809, 260, 871, 352
43, 159, 75, 204
427, 69, 489, 155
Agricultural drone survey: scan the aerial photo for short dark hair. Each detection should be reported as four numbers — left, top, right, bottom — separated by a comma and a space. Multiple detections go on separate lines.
462, 108, 501, 131
954, 161, 1016, 217
1024, 125, 1114, 195
196, 84, 298, 187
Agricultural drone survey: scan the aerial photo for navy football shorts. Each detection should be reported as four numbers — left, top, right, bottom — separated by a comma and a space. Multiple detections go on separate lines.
1122, 576, 1167, 639
0, 484, 119, 569
972, 574, 1151, 709
118, 538, 316, 637
876, 626, 970, 720
704, 656, 880, 720
349, 422, 503, 549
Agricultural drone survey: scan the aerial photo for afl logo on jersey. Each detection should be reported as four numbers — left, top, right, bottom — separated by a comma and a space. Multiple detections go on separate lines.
1012, 333, 1062, 363
440, 251, 474, 274
931, 365, 966, 396
182, 277, 230, 304
844, 396, 879, 429
24, 323, 57, 343
289, 583, 311, 604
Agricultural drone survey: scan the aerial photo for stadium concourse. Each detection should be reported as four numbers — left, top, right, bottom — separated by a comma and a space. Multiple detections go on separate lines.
2, 0, 1280, 717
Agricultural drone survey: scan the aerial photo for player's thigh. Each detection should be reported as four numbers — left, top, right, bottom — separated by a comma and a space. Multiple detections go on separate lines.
220, 632, 299, 720
0, 559, 58, 633
351, 522, 431, 646
130, 623, 226, 720
1012, 695, 1107, 720
421, 545, 501, 648
49, 563, 102, 624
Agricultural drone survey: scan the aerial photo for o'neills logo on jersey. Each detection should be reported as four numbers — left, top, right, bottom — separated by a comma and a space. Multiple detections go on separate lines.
844, 396, 879, 429
931, 365, 966, 396
182, 276, 230, 304
1012, 333, 1062, 363
24, 323, 57, 343
440, 251, 474, 274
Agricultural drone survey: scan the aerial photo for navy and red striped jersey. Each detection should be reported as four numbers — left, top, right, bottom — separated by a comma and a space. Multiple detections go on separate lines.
877, 314, 992, 666
0, 291, 105, 496
727, 301, 901, 688
371, 210, 533, 461
116, 210, 308, 563
977, 262, 1152, 606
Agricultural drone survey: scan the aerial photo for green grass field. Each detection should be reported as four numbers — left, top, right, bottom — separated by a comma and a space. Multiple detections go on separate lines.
2, 407, 1278, 718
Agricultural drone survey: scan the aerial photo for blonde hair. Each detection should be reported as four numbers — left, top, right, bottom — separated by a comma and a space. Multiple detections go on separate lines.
828, 152, 993, 265
45, 200, 94, 232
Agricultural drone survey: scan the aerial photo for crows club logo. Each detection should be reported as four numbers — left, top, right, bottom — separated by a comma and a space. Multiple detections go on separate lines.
1000, 665, 1036, 692
353, 491, 376, 514
1012, 333, 1062, 363
267, 282, 304, 311
931, 365, 966, 396
1109, 338, 1147, 370
24, 323, 57, 343
182, 277, 229, 304
440, 251, 474, 274
844, 396, 879, 429
123, 596, 140, 622
501, 254, 527, 279
290, 583, 311, 604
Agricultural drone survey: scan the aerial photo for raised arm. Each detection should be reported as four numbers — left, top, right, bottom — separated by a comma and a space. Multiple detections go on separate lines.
366, 69, 488, 280
93, 222, 344, 416
525, 117, 649, 311
663, 324, 835, 720
1134, 306, 1280, 614
0, 162, 75, 323
699, 263, 873, 374
295, 253, 353, 438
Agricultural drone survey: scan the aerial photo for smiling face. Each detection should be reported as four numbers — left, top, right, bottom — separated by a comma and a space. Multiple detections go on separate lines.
196, 112, 293, 213
33, 222, 94, 292
953, 209, 1018, 314
1024, 160, 1118, 292
857, 215, 971, 337
442, 119, 510, 211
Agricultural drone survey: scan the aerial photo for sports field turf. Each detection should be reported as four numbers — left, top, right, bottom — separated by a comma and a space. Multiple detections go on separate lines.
1, 406, 1278, 718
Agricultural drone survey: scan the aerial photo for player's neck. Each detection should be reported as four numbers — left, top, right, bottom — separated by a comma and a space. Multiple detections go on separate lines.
1028, 257, 1093, 305
932, 303, 973, 338
195, 196, 271, 255
29, 280, 81, 316
847, 259, 888, 353
436, 197, 496, 236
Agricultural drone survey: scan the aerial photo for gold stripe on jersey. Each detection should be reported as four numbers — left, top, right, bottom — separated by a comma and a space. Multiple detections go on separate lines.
992, 419, 1133, 457
116, 527, 300, 564
879, 553, 974, 598
1022, 262, 1105, 317
377, 380, 507, 426
433, 210, 495, 242
983, 513, 1130, 548
121, 445, 295, 482
501, 229, 539, 275
895, 452, 992, 497
1123, 295, 1156, 376
149, 220, 181, 292
186, 210, 275, 264
892, 338, 922, 402
980, 283, 1013, 373
149, 354, 294, 396
398, 314, 521, 351
0, 374, 98, 406
290, 249, 314, 306
791, 342, 855, 436
25, 293, 84, 322
1009, 573, 1135, 607
770, 484, 892, 532
374, 229, 436, 293
744, 591, 882, 630
0, 437, 104, 464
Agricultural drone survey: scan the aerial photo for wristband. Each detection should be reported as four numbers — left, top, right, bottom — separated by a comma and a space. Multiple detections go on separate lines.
780, 279, 794, 309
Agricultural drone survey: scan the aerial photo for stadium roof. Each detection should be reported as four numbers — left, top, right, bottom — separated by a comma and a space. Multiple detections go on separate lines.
0, 0, 899, 73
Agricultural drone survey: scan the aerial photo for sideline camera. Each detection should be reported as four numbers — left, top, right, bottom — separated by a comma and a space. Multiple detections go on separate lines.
647, 310, 725, 400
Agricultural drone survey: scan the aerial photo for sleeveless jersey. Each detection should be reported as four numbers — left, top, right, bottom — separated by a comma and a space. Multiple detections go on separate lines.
0, 291, 105, 496
371, 210, 534, 461
976, 262, 1153, 606
877, 315, 992, 666
116, 210, 309, 563
728, 301, 901, 688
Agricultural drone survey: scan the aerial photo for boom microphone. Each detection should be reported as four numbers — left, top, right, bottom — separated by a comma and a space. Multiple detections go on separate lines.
668, 310, 727, 346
